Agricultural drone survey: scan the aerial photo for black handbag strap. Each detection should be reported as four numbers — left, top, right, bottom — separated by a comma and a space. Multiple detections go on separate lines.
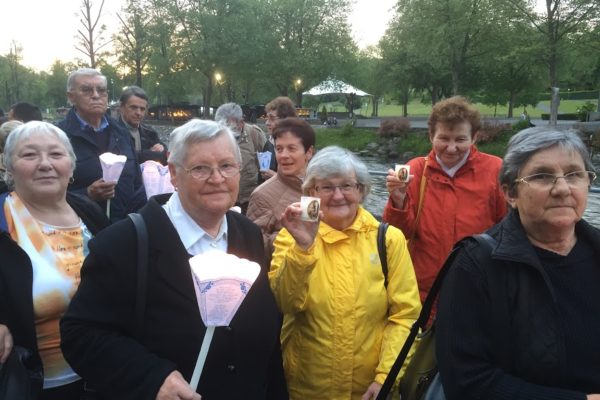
376, 233, 496, 399
378, 223, 389, 288
128, 213, 148, 338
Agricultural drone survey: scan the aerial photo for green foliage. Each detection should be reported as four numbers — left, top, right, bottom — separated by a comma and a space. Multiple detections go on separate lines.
477, 121, 512, 144
394, 130, 432, 156
314, 127, 377, 151
377, 118, 411, 138
512, 119, 531, 131
477, 130, 513, 157
341, 122, 354, 136
576, 101, 598, 121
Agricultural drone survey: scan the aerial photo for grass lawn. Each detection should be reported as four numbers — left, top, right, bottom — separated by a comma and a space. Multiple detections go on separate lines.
314, 99, 597, 119
314, 126, 378, 151
317, 125, 513, 158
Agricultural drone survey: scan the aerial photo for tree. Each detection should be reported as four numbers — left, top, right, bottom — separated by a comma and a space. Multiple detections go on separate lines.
263, 0, 357, 99
75, 0, 112, 68
46, 60, 75, 108
6, 41, 23, 104
473, 9, 546, 117
501, 0, 600, 123
114, 0, 153, 87
351, 48, 387, 117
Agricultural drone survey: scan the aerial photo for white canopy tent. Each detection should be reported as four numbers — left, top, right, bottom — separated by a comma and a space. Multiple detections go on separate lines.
303, 79, 371, 119
303, 79, 371, 97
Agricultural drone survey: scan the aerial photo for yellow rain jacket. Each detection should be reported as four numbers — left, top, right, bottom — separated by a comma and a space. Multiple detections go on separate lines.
270, 207, 421, 400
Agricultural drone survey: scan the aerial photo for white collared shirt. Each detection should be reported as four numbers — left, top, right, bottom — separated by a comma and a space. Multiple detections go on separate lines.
162, 192, 228, 256
436, 149, 471, 178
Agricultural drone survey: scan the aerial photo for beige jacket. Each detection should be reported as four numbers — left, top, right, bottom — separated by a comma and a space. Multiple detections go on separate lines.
246, 172, 303, 258
237, 124, 266, 205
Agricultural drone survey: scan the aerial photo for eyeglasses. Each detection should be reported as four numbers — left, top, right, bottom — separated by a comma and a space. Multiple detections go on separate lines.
514, 170, 597, 189
265, 114, 279, 122
77, 86, 108, 97
182, 163, 240, 180
314, 183, 360, 195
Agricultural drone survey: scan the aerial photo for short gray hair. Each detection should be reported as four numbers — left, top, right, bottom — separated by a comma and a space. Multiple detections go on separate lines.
0, 120, 24, 152
214, 103, 243, 124
167, 119, 242, 167
501, 127, 595, 196
3, 121, 77, 188
66, 68, 107, 92
303, 146, 371, 202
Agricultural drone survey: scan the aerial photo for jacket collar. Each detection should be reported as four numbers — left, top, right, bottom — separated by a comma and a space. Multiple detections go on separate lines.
427, 145, 479, 176
491, 209, 600, 268
318, 207, 378, 244
138, 194, 248, 303
275, 171, 304, 191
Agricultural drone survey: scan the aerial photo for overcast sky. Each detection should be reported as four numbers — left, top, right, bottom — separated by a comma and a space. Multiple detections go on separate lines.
1, 0, 397, 72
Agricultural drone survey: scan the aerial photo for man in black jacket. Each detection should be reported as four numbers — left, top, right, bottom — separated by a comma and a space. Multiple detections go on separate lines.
118, 86, 168, 165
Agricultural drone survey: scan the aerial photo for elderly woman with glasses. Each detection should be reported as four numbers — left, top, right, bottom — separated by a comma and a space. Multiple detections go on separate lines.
61, 119, 287, 400
436, 127, 600, 400
270, 146, 421, 400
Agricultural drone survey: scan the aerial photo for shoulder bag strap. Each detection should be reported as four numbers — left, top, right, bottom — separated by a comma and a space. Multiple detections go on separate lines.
128, 213, 148, 338
409, 158, 428, 242
377, 222, 389, 288
376, 232, 491, 400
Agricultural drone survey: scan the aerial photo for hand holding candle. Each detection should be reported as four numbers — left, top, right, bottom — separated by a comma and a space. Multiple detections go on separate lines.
188, 251, 260, 392
99, 152, 127, 218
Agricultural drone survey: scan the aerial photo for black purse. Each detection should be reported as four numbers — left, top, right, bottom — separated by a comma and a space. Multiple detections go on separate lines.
376, 234, 496, 400
0, 346, 42, 400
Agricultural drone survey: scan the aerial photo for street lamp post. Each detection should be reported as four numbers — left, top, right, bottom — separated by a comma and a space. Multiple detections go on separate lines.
215, 73, 224, 106
295, 78, 302, 107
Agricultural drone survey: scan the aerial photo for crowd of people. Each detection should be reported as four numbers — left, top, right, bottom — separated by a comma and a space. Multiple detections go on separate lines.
0, 67, 599, 400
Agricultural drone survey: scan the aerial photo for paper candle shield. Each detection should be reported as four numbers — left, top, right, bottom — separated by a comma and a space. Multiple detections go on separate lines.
257, 151, 272, 171
189, 251, 260, 327
140, 160, 175, 199
99, 152, 127, 183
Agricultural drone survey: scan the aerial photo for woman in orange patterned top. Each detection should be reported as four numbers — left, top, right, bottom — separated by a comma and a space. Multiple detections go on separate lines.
0, 121, 109, 399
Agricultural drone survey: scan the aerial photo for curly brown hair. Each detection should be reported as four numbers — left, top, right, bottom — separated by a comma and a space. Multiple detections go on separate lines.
265, 96, 297, 118
427, 96, 481, 139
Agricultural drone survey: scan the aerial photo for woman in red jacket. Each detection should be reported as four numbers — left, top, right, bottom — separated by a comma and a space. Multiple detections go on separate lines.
383, 96, 507, 302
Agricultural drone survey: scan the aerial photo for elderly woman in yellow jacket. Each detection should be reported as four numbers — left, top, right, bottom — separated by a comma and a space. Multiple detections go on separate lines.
270, 146, 421, 400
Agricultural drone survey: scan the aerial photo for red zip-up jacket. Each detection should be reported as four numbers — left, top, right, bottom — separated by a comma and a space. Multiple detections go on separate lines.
383, 146, 507, 302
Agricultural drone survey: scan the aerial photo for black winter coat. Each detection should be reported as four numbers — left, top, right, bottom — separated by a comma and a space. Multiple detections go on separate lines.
60, 195, 288, 400
58, 108, 146, 222
117, 118, 168, 165
436, 210, 600, 400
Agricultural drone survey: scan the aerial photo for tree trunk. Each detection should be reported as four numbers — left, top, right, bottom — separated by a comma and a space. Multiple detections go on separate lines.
451, 67, 460, 95
135, 59, 143, 87
508, 92, 515, 118
371, 96, 379, 117
204, 79, 213, 118
550, 87, 560, 126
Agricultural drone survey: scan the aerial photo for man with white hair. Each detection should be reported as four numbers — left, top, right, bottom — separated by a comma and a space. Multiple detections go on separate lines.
58, 68, 146, 222
215, 103, 266, 214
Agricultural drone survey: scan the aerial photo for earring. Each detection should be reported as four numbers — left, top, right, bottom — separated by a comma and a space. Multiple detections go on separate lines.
69, 176, 75, 184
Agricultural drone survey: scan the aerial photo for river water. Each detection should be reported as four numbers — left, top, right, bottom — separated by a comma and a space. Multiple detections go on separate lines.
359, 155, 600, 228
150, 125, 600, 227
